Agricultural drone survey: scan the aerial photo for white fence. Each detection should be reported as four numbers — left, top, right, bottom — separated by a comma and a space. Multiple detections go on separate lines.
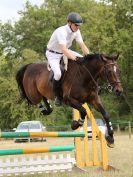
0, 154, 75, 176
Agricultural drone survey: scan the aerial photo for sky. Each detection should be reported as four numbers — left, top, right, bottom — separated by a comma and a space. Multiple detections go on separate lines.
0, 0, 44, 23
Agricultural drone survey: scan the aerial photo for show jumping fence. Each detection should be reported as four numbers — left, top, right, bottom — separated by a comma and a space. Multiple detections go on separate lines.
0, 103, 110, 176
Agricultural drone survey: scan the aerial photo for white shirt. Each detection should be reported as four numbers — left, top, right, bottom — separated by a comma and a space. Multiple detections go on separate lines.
47, 24, 83, 53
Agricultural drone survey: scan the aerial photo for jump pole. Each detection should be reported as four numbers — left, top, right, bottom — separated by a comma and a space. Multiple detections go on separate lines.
0, 131, 85, 138
0, 145, 75, 156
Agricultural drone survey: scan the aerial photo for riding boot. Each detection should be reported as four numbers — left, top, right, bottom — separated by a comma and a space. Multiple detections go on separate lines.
53, 79, 62, 106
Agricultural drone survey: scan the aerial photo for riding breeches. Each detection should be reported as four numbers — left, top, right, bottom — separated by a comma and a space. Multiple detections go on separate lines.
46, 49, 83, 81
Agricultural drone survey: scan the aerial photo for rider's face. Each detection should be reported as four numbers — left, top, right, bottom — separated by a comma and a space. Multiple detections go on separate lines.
69, 22, 80, 32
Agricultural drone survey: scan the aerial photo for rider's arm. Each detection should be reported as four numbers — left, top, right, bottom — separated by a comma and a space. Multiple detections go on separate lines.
79, 42, 90, 55
59, 44, 77, 61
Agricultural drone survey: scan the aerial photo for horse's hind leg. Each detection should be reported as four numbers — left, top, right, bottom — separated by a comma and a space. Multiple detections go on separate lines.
38, 97, 53, 115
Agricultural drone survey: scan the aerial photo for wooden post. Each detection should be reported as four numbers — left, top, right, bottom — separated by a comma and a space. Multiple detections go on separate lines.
117, 124, 120, 133
128, 121, 131, 139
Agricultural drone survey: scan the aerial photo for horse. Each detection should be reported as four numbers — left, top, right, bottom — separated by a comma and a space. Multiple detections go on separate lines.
16, 53, 123, 148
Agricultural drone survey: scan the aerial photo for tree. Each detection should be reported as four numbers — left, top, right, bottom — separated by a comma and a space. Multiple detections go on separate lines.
0, 0, 133, 130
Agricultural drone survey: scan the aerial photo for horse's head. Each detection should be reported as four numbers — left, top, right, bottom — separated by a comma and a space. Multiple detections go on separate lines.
100, 54, 123, 96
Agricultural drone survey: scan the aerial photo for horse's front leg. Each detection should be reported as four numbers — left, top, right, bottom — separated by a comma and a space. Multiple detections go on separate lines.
68, 98, 87, 130
90, 98, 114, 148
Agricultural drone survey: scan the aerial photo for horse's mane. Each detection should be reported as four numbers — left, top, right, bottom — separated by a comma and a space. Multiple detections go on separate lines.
83, 53, 101, 61
83, 53, 116, 62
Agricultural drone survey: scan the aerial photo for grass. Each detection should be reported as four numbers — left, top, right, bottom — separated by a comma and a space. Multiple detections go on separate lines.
0, 134, 133, 177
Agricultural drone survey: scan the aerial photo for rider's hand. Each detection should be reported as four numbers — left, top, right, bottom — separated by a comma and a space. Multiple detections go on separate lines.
76, 56, 85, 64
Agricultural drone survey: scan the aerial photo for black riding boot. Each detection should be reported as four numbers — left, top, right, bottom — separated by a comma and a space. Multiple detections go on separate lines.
53, 79, 62, 106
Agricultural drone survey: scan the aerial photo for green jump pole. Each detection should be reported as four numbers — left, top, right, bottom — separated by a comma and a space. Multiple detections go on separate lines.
0, 131, 85, 138
0, 145, 75, 156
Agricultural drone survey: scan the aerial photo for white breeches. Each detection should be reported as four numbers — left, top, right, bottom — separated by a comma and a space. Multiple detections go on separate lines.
46, 49, 83, 81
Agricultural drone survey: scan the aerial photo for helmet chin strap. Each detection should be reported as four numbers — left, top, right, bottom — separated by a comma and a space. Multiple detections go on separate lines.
69, 24, 74, 32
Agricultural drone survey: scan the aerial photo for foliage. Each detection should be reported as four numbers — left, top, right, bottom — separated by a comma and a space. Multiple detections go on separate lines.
0, 0, 133, 129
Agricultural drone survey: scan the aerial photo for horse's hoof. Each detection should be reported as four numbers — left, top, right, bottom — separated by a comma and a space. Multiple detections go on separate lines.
71, 120, 80, 130
107, 143, 115, 148
105, 135, 115, 148
41, 108, 53, 115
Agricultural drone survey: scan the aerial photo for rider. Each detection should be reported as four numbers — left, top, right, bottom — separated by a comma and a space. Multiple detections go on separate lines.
46, 12, 90, 106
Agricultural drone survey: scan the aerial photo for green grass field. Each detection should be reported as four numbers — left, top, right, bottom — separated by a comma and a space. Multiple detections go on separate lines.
0, 134, 133, 177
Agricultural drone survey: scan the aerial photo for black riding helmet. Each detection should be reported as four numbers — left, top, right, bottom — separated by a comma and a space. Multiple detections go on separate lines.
67, 12, 83, 25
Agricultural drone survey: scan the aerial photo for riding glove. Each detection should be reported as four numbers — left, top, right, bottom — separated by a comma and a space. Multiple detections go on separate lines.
76, 57, 85, 64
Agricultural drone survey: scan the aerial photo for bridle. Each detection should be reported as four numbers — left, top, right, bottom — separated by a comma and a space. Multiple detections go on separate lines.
103, 62, 121, 92
82, 60, 121, 93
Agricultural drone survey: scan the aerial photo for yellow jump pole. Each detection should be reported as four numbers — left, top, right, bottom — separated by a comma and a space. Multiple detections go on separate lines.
84, 103, 109, 170
73, 108, 84, 167
74, 103, 109, 170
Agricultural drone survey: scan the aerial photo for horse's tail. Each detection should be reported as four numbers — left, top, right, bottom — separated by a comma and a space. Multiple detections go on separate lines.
16, 64, 32, 104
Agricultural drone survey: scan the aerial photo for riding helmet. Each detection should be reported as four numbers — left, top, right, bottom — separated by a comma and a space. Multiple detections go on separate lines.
67, 12, 83, 25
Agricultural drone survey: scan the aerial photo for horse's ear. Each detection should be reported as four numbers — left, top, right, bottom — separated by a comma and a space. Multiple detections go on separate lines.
101, 53, 119, 61
113, 53, 119, 60
101, 54, 107, 61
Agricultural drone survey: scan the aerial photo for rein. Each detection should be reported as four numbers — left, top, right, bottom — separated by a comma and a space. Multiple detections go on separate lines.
82, 65, 100, 89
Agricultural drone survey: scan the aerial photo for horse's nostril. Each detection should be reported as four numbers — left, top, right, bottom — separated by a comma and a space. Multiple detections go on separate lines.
115, 90, 122, 96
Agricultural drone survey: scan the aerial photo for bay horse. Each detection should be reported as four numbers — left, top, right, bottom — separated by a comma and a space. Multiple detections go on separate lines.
16, 53, 123, 147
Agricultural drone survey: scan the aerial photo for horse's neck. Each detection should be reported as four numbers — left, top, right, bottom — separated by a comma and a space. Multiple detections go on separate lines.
81, 60, 102, 81
65, 61, 101, 86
